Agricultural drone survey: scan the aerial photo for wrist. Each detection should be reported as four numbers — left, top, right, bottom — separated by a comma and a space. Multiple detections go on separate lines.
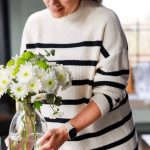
61, 125, 70, 141
63, 122, 77, 140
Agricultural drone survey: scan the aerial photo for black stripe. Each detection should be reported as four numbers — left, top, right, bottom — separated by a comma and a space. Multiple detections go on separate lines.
26, 41, 103, 49
26, 41, 109, 58
72, 79, 93, 86
110, 93, 128, 111
93, 81, 126, 90
43, 98, 90, 105
103, 94, 113, 111
101, 93, 128, 112
49, 60, 97, 66
100, 44, 110, 58
97, 68, 129, 76
92, 127, 136, 150
62, 98, 90, 105
44, 117, 69, 123
71, 111, 132, 141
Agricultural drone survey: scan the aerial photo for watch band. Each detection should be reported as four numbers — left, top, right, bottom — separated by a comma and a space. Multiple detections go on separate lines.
64, 122, 77, 140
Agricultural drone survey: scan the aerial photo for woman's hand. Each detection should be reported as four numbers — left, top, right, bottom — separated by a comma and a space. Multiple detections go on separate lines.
39, 126, 68, 150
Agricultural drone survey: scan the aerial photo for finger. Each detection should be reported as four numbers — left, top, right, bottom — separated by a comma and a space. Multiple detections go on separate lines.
39, 130, 54, 144
5, 136, 9, 147
39, 141, 52, 150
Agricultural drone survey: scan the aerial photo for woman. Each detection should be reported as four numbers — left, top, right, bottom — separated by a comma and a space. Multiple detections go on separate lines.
7, 0, 138, 149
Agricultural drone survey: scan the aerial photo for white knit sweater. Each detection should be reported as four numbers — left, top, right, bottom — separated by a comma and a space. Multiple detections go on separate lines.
20, 0, 138, 149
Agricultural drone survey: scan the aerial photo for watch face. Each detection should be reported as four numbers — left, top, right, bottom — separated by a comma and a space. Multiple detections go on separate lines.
69, 128, 77, 139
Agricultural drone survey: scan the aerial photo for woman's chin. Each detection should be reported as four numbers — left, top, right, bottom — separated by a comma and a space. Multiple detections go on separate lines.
50, 9, 65, 18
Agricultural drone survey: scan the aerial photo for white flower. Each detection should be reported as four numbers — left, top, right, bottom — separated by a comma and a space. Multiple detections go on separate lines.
10, 83, 28, 100
42, 71, 59, 94
28, 78, 42, 94
0, 76, 11, 90
0, 87, 6, 98
31, 93, 47, 103
34, 67, 48, 81
0, 68, 9, 78
53, 65, 72, 90
17, 62, 34, 83
5, 66, 16, 79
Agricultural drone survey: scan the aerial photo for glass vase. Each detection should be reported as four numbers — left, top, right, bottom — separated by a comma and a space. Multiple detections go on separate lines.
9, 102, 48, 150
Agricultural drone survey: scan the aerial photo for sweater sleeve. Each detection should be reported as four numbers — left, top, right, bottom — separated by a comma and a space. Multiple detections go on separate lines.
91, 11, 129, 117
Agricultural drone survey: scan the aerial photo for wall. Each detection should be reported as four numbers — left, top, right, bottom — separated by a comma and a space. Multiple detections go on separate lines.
9, 0, 45, 56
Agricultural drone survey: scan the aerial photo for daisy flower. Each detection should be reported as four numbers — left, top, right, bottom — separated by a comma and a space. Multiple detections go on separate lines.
34, 67, 48, 81
17, 62, 34, 83
53, 64, 72, 90
10, 83, 28, 100
0, 68, 8, 77
42, 71, 59, 94
0, 76, 11, 90
28, 77, 42, 94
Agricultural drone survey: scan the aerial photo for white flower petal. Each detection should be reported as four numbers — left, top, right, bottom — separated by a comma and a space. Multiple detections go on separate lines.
0, 76, 11, 90
0, 87, 6, 98
17, 62, 34, 83
10, 83, 28, 100
28, 78, 42, 93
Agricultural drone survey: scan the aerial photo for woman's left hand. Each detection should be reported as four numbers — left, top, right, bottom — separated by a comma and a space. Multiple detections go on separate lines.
39, 126, 68, 150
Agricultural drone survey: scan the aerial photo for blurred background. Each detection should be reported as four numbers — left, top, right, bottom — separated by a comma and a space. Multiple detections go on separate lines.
0, 0, 150, 149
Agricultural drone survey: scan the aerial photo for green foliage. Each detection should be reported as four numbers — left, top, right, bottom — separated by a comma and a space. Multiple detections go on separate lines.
22, 51, 35, 61
12, 65, 20, 76
7, 59, 15, 67
36, 60, 49, 70
16, 57, 26, 65
34, 101, 42, 110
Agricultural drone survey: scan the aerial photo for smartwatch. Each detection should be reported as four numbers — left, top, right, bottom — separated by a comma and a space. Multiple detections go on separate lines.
64, 122, 77, 140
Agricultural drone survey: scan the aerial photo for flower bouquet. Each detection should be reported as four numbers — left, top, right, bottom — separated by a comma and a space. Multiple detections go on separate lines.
0, 50, 72, 150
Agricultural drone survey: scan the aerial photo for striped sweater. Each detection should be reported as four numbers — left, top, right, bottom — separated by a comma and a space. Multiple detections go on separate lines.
20, 0, 138, 149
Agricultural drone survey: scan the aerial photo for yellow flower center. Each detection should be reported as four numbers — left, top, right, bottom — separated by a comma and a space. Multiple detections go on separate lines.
23, 72, 29, 77
17, 87, 22, 92
2, 80, 7, 85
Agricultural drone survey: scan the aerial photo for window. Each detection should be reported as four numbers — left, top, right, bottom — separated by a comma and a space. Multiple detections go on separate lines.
103, 0, 150, 64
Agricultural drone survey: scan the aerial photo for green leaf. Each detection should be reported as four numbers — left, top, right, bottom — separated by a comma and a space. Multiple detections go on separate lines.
12, 65, 20, 76
54, 96, 62, 106
36, 60, 49, 70
34, 101, 42, 110
51, 49, 55, 56
45, 50, 51, 57
22, 51, 35, 61
6, 59, 15, 67
16, 57, 26, 65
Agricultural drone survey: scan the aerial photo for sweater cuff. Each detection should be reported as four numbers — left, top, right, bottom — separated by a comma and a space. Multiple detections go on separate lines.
91, 94, 110, 117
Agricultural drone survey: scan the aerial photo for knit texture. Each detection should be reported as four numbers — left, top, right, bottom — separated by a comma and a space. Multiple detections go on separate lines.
20, 0, 138, 149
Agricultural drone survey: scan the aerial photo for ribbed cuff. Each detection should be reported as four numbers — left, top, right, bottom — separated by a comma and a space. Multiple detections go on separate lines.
91, 93, 110, 117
